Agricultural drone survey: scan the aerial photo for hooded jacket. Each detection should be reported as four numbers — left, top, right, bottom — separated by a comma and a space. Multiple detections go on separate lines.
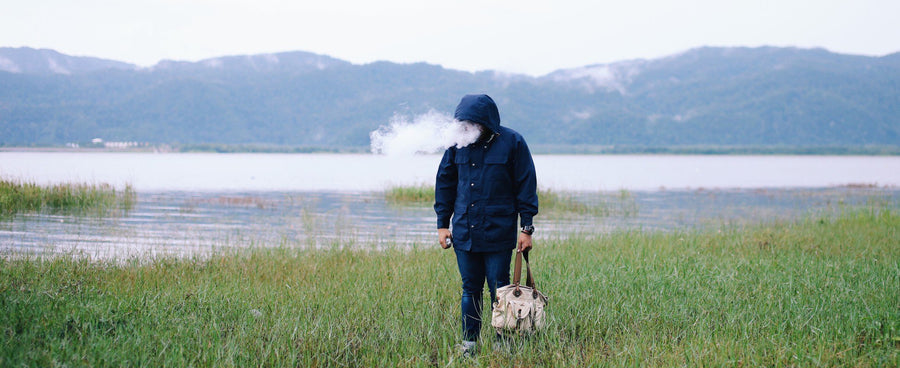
434, 94, 538, 252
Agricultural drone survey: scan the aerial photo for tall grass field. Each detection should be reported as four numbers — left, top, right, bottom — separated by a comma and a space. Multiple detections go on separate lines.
1, 206, 898, 367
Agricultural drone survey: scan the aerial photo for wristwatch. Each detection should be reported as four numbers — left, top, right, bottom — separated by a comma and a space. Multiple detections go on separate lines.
520, 225, 535, 235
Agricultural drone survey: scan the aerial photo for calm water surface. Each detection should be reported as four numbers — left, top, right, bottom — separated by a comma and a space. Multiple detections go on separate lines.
1, 152, 898, 258
2, 152, 899, 191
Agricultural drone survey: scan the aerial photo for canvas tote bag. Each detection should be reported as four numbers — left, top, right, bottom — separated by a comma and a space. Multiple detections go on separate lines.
491, 250, 548, 335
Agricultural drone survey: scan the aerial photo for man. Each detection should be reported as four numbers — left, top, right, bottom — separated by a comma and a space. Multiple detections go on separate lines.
434, 94, 539, 356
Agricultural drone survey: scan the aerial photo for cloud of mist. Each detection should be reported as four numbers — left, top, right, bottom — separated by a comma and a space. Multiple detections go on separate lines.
370, 110, 482, 155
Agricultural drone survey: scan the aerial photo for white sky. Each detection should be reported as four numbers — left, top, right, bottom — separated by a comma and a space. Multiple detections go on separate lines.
2, 0, 899, 76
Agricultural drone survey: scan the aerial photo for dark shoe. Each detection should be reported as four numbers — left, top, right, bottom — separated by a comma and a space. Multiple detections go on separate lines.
456, 341, 477, 358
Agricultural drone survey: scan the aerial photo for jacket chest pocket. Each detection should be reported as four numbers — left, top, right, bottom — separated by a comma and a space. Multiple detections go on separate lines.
483, 149, 512, 193
454, 150, 473, 183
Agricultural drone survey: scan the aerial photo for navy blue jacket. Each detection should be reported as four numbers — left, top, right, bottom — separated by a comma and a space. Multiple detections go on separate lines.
434, 94, 538, 252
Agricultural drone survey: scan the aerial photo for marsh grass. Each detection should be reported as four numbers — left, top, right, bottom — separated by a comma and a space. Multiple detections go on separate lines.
385, 184, 434, 204
540, 188, 639, 217
1, 206, 898, 367
0, 178, 136, 217
186, 195, 273, 209
385, 185, 638, 217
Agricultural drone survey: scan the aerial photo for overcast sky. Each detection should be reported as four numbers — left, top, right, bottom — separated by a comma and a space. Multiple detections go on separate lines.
2, 0, 899, 76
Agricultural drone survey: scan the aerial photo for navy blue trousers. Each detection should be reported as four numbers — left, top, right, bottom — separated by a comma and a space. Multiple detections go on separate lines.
454, 248, 513, 342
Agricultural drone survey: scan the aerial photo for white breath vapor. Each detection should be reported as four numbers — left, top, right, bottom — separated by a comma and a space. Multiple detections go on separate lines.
370, 110, 482, 155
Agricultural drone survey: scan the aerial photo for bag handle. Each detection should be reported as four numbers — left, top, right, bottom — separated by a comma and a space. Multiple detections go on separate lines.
512, 250, 537, 296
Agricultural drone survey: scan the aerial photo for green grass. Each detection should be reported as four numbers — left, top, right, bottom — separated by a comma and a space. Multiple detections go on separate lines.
0, 178, 136, 217
385, 184, 434, 204
540, 188, 639, 217
385, 185, 638, 217
1, 206, 898, 367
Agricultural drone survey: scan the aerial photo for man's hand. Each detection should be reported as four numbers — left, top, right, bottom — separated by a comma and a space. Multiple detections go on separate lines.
438, 228, 452, 249
517, 232, 533, 253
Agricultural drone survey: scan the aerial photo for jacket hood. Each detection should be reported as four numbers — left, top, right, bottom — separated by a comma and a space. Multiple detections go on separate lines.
454, 94, 501, 134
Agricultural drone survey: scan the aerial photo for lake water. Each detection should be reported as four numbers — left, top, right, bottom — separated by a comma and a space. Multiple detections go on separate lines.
1, 152, 898, 258
2, 152, 899, 191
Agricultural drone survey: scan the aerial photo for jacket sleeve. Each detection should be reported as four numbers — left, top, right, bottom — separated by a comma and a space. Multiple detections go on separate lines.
434, 148, 458, 229
514, 137, 538, 227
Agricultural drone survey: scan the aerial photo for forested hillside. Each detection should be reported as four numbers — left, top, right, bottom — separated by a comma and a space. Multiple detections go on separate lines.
1, 46, 898, 149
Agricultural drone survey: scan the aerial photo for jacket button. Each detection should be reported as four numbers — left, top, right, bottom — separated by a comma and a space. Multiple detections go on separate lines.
471, 163, 475, 167
470, 183, 474, 187
470, 203, 475, 207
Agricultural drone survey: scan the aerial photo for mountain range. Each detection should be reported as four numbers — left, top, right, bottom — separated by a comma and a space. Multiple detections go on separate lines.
1, 46, 898, 150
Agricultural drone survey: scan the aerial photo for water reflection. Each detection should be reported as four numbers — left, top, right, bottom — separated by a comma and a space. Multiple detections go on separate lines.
1, 187, 897, 259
